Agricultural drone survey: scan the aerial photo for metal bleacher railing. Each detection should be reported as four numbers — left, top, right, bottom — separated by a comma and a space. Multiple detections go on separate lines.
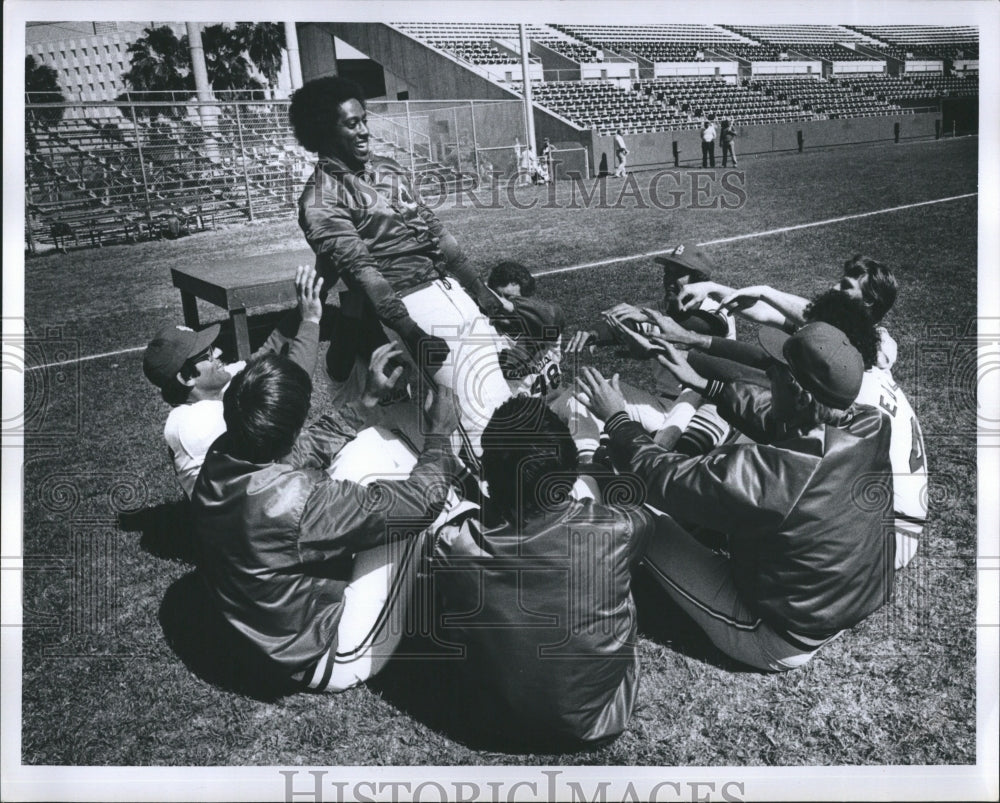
25, 92, 522, 253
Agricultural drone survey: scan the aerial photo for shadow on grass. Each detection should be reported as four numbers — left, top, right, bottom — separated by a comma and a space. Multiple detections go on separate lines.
119, 500, 198, 565
159, 571, 297, 702
367, 632, 612, 757
631, 568, 759, 674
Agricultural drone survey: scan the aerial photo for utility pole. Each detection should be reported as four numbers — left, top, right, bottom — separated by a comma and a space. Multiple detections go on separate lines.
284, 22, 303, 90
186, 22, 219, 157
519, 25, 536, 155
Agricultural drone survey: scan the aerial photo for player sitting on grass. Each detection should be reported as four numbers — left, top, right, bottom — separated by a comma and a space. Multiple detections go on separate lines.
558, 242, 735, 458
432, 395, 654, 745
487, 260, 566, 403
191, 349, 463, 693
680, 254, 899, 371
143, 266, 324, 498
576, 322, 895, 672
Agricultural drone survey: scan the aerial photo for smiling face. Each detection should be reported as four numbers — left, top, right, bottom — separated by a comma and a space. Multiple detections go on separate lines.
182, 346, 231, 397
326, 98, 370, 168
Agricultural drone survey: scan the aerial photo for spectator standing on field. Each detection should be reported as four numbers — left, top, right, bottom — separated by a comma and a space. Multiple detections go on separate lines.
614, 128, 629, 178
721, 120, 738, 167
540, 138, 556, 183
701, 120, 717, 168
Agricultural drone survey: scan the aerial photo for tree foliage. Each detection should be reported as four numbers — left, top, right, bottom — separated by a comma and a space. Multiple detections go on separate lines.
117, 25, 194, 118
119, 23, 287, 115
25, 55, 65, 126
235, 22, 286, 87
201, 24, 264, 97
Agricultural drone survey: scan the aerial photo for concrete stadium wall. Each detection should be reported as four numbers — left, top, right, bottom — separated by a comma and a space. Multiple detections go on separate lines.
532, 110, 596, 162
750, 61, 822, 76
654, 62, 739, 79
592, 112, 942, 171
300, 22, 522, 102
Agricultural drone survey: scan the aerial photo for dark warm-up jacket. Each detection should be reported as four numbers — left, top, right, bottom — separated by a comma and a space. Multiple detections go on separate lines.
605, 380, 896, 639
298, 154, 493, 339
432, 498, 653, 744
191, 419, 458, 683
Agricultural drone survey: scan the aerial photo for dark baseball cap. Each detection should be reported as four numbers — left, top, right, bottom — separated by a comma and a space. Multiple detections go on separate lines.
654, 241, 713, 283
758, 322, 864, 409
143, 323, 220, 389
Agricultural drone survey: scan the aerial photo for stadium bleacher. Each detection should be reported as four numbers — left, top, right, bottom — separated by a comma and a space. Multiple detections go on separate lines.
833, 74, 977, 102
845, 25, 978, 61
26, 22, 979, 251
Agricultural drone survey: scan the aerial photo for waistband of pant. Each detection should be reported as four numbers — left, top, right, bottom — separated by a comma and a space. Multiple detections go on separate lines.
397, 275, 452, 298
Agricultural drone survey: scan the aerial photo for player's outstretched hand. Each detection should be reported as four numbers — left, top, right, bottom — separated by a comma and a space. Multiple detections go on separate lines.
602, 302, 644, 324
653, 342, 708, 392
875, 325, 898, 372
425, 386, 459, 436
361, 343, 406, 407
678, 280, 723, 312
604, 313, 663, 359
575, 366, 627, 421
718, 285, 772, 314
641, 307, 699, 346
564, 329, 597, 354
295, 265, 324, 324
485, 285, 516, 314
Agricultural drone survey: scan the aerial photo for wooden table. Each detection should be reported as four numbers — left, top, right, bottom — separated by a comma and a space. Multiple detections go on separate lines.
171, 249, 316, 360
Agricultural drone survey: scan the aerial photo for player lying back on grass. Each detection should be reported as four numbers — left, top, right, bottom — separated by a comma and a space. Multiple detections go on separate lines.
143, 266, 324, 498
679, 253, 899, 371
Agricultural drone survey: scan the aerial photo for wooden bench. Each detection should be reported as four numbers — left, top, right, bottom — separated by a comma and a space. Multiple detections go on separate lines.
170, 249, 316, 360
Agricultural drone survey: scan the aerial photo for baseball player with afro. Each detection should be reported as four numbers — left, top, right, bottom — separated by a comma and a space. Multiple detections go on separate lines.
290, 76, 511, 468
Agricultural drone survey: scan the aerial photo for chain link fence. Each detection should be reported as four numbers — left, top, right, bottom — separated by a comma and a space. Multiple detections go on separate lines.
24, 93, 525, 253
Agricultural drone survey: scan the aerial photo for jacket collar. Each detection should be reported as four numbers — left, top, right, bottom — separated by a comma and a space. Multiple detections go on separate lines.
317, 153, 369, 178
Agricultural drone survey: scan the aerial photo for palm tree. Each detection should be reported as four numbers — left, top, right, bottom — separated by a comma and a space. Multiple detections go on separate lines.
235, 23, 286, 90
118, 25, 194, 118
25, 55, 65, 128
200, 23, 264, 97
25, 55, 65, 158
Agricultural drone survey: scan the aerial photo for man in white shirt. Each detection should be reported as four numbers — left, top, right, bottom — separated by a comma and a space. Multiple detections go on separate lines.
613, 129, 629, 178
143, 266, 323, 497
701, 120, 717, 168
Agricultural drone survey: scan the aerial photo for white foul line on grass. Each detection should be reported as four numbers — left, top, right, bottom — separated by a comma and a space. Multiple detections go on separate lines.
21, 191, 978, 372
19, 345, 146, 372
535, 191, 978, 277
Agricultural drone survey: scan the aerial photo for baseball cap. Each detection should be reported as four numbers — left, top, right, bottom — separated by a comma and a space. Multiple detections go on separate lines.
143, 323, 221, 389
758, 322, 864, 409
654, 241, 713, 283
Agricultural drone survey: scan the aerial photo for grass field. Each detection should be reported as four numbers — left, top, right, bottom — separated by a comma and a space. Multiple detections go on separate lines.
16, 136, 981, 768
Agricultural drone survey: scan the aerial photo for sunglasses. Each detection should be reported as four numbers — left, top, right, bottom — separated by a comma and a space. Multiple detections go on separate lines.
185, 346, 215, 368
